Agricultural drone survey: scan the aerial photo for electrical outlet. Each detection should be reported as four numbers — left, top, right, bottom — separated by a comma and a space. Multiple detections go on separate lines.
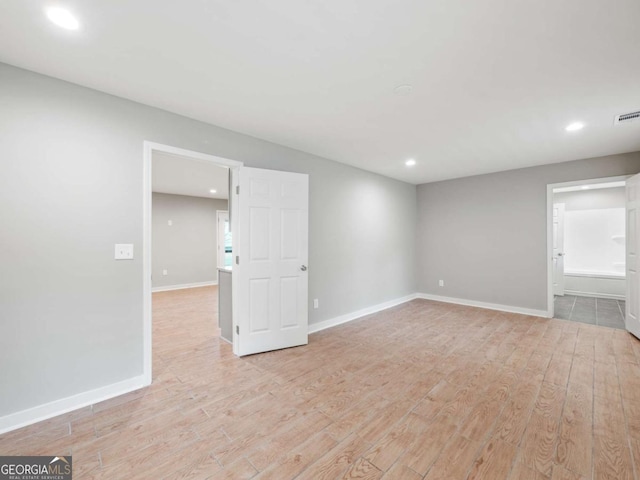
168, 220, 173, 226
439, 280, 444, 287
163, 269, 168, 276
115, 244, 134, 260
313, 299, 319, 309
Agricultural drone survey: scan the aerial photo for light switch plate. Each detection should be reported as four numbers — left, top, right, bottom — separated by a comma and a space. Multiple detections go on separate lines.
115, 244, 134, 260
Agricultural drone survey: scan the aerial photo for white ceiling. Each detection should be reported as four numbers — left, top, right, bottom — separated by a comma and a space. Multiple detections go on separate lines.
152, 152, 229, 199
2, 0, 640, 184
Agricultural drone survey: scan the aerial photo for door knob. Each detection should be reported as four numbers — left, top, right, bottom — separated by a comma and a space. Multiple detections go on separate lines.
300, 265, 307, 271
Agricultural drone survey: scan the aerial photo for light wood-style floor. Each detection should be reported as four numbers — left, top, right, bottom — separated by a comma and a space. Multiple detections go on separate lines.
2, 287, 640, 480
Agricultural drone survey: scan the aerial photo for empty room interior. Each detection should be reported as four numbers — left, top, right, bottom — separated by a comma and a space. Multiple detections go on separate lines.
1, 1, 640, 480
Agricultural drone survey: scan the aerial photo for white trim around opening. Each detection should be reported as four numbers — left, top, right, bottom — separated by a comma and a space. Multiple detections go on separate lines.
545, 174, 631, 319
143, 142, 243, 386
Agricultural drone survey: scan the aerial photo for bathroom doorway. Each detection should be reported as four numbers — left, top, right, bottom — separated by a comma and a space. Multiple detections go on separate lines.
547, 177, 628, 328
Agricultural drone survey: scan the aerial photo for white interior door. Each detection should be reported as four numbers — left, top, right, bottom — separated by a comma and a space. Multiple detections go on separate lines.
553, 203, 566, 296
235, 166, 309, 356
626, 173, 640, 339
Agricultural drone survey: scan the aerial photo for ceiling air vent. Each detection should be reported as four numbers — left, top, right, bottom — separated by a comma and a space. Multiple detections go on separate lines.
614, 110, 640, 125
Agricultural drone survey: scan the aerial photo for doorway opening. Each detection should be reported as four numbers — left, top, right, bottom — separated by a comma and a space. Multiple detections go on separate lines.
152, 152, 230, 292
217, 210, 231, 272
547, 175, 629, 329
143, 142, 242, 385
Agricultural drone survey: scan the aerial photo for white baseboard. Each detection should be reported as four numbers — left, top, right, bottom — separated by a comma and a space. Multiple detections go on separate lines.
564, 290, 625, 301
308, 294, 418, 334
152, 281, 217, 293
416, 293, 550, 318
0, 375, 148, 435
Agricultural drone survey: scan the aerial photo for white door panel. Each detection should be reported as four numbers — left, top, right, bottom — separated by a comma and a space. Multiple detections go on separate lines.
236, 167, 308, 356
553, 203, 565, 296
626, 173, 640, 339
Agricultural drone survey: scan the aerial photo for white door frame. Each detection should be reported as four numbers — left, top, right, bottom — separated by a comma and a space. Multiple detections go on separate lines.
546, 175, 631, 318
143, 141, 242, 385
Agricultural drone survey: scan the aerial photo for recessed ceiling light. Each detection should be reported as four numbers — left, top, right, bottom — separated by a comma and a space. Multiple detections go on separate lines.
209, 189, 217, 194
405, 159, 416, 167
565, 122, 585, 132
394, 85, 413, 96
46, 7, 80, 30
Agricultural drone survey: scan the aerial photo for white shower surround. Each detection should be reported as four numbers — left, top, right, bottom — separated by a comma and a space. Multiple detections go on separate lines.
563, 206, 626, 299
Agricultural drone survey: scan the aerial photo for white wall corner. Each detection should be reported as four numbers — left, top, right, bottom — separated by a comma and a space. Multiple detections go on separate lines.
416, 293, 551, 318
308, 293, 418, 334
0, 375, 147, 435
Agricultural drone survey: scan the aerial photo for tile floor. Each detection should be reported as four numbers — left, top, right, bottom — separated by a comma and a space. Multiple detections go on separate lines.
554, 295, 626, 329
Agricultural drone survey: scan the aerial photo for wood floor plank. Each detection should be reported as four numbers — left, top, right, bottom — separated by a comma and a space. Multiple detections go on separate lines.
134, 440, 220, 480
629, 437, 640, 480
341, 458, 382, 480
508, 459, 550, 480
252, 431, 336, 480
555, 382, 592, 477
380, 463, 421, 480
544, 355, 573, 387
439, 385, 479, 425
621, 395, 640, 440
493, 373, 544, 446
594, 386, 626, 436
459, 393, 504, 442
593, 386, 634, 480
213, 457, 258, 480
518, 382, 566, 477
362, 413, 426, 472
422, 434, 482, 480
467, 437, 518, 480
551, 465, 588, 480
568, 356, 594, 390
617, 359, 640, 401
246, 411, 332, 471
1, 290, 638, 480
411, 379, 459, 421
398, 415, 458, 476
593, 434, 634, 480
295, 433, 371, 480
324, 393, 391, 441
355, 399, 413, 445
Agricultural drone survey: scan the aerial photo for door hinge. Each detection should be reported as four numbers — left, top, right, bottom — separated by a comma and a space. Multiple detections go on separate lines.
236, 325, 239, 335
235, 255, 239, 265
236, 185, 239, 195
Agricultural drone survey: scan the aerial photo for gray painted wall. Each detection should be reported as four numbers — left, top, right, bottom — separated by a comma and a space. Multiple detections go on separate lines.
152, 193, 227, 288
0, 63, 416, 417
416, 152, 640, 311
